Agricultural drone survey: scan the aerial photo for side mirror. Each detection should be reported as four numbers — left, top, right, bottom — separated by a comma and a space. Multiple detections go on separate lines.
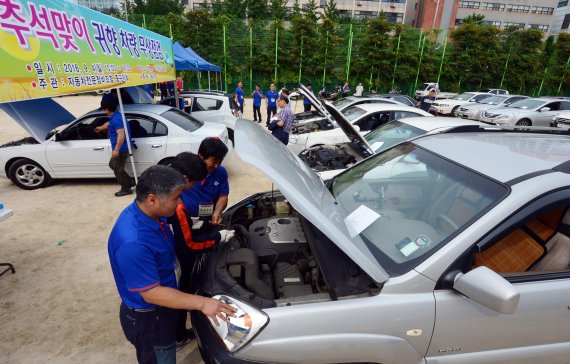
453, 266, 520, 314
353, 124, 361, 132
539, 107, 551, 112
54, 132, 62, 142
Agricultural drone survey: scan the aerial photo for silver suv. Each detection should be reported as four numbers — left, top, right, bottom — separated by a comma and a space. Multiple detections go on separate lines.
191, 121, 570, 364
480, 97, 570, 126
457, 94, 528, 121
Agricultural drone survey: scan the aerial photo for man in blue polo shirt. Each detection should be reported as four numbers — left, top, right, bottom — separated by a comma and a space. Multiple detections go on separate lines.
251, 84, 264, 123
303, 83, 313, 112
108, 165, 235, 364
182, 137, 229, 225
95, 95, 134, 197
234, 80, 244, 115
265, 82, 278, 126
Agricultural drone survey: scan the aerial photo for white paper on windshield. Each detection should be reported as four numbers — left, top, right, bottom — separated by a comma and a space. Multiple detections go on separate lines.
370, 141, 384, 151
344, 205, 380, 238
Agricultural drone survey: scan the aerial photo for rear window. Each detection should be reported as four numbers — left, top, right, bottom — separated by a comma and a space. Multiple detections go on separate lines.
161, 109, 203, 132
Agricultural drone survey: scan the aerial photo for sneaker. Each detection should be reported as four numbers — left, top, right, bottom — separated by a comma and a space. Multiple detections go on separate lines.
114, 189, 133, 197
176, 330, 196, 351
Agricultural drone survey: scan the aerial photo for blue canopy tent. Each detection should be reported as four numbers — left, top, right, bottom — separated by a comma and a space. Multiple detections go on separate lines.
185, 46, 221, 91
172, 42, 221, 90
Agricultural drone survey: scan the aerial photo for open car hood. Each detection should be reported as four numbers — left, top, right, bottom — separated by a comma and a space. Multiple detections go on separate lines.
235, 119, 389, 284
0, 98, 76, 142
323, 103, 373, 155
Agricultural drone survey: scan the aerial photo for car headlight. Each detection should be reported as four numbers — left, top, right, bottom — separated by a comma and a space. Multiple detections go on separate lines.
437, 104, 449, 107
207, 295, 269, 352
289, 134, 299, 144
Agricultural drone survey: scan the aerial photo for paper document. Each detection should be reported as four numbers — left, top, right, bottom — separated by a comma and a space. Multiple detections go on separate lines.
344, 205, 380, 238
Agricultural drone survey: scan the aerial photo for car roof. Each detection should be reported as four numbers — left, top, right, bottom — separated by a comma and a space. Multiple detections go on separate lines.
401, 116, 481, 131
349, 103, 426, 113
86, 103, 174, 115
181, 90, 230, 97
413, 132, 570, 183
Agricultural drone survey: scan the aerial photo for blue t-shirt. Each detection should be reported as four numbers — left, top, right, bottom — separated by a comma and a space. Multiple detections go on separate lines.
235, 87, 244, 104
108, 111, 131, 153
108, 201, 178, 309
144, 84, 153, 97
266, 90, 279, 107
303, 88, 313, 105
253, 89, 264, 107
181, 166, 229, 217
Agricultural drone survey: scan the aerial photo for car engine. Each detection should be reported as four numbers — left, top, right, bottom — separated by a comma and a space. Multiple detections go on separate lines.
291, 117, 335, 135
299, 144, 359, 171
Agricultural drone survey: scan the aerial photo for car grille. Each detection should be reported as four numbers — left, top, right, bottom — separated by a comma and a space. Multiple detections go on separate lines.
557, 117, 570, 125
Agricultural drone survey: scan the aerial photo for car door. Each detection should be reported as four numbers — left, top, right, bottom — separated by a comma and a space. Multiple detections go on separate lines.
44, 115, 112, 178
189, 96, 224, 124
127, 114, 168, 175
427, 190, 570, 363
534, 101, 562, 126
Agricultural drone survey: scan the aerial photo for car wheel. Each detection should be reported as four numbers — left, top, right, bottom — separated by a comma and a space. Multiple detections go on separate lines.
517, 119, 532, 126
451, 106, 459, 117
158, 157, 176, 166
8, 158, 52, 190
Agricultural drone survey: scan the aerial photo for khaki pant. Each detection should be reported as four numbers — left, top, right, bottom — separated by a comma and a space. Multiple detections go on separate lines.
109, 153, 131, 191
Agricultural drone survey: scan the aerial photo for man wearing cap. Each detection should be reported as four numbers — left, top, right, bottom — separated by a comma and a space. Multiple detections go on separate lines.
108, 165, 236, 364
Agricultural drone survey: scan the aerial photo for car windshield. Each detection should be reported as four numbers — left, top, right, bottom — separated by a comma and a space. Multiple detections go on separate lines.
508, 99, 546, 110
161, 109, 203, 132
332, 98, 356, 109
480, 95, 507, 105
341, 106, 367, 122
453, 93, 476, 101
330, 144, 507, 276
363, 121, 426, 154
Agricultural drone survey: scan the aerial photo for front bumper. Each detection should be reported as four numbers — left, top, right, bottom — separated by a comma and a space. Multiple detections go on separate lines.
192, 312, 264, 364
432, 105, 454, 115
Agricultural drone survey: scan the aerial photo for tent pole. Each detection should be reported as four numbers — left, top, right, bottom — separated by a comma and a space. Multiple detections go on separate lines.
116, 87, 137, 184
208, 71, 211, 90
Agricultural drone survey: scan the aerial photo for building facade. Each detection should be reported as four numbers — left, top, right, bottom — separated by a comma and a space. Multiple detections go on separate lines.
410, 0, 557, 32
75, 0, 121, 10
551, 0, 570, 35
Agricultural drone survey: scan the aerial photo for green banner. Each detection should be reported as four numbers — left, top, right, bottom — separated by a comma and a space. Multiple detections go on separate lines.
0, 0, 175, 103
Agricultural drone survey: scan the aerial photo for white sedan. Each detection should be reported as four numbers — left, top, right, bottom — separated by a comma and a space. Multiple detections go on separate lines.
432, 92, 493, 116
0, 100, 230, 190
287, 103, 431, 155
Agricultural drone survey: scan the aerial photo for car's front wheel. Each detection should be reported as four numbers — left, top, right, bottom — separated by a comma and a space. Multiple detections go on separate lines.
8, 158, 52, 190
516, 118, 532, 126
451, 106, 459, 117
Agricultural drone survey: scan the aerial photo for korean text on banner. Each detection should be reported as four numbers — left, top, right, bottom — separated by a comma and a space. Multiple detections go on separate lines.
0, 0, 175, 103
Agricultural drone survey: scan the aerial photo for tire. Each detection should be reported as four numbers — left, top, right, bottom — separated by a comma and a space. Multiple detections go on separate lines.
451, 106, 459, 117
516, 119, 532, 126
8, 158, 52, 190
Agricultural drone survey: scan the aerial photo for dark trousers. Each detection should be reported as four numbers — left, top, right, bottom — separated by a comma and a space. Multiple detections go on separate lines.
120, 303, 177, 364
304, 103, 311, 112
175, 253, 197, 341
238, 102, 244, 114
109, 152, 131, 191
266, 106, 277, 124
253, 105, 261, 122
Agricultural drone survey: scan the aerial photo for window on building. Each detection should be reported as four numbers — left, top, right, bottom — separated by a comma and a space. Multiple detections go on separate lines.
384, 12, 404, 23
320, 0, 327, 8
382, 0, 406, 3
482, 2, 504, 11
531, 6, 554, 15
192, 2, 203, 9
562, 14, 570, 29
506, 4, 530, 13
459, 1, 480, 8
529, 24, 549, 31
482, 20, 502, 28
354, 10, 379, 19
558, 1, 569, 8
503, 22, 525, 29
455, 18, 464, 25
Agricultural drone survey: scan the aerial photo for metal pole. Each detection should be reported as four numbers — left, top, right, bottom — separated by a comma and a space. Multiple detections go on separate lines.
116, 87, 137, 184
322, 31, 329, 88
369, 72, 373, 93
223, 25, 227, 92
169, 23, 173, 39
274, 25, 279, 82
142, 14, 146, 29
500, 52, 510, 88
208, 71, 211, 90
413, 34, 426, 96
346, 24, 353, 82
298, 35, 304, 83
538, 67, 548, 96
433, 0, 440, 29
558, 55, 570, 95
436, 30, 448, 84
250, 26, 253, 94
392, 33, 401, 88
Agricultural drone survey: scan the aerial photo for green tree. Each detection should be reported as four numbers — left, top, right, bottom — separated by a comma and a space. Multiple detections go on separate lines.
323, 0, 339, 22
269, 0, 288, 20
303, 0, 319, 22
463, 13, 485, 25
131, 0, 184, 15
246, 0, 268, 19
226, 0, 247, 18
291, 0, 302, 19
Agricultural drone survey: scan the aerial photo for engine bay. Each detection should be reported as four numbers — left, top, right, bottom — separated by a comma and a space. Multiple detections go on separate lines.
194, 191, 377, 308
291, 117, 335, 135
298, 144, 361, 171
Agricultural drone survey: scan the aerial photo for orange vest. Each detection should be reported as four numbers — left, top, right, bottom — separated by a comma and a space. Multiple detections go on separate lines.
175, 203, 216, 250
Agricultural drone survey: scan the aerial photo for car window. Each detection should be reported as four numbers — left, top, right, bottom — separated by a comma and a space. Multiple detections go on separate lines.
60, 115, 109, 141
126, 115, 167, 138
453, 93, 475, 101
544, 102, 561, 111
392, 110, 424, 120
332, 98, 354, 109
192, 97, 223, 112
508, 99, 546, 110
393, 96, 415, 107
472, 94, 492, 102
504, 96, 526, 105
342, 106, 367, 122
330, 143, 507, 276
355, 112, 390, 131
364, 121, 426, 153
481, 96, 507, 105
161, 109, 203, 132
560, 101, 570, 110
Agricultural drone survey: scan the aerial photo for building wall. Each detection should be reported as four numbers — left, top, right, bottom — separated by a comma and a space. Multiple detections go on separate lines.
551, 1, 570, 35
76, 0, 120, 9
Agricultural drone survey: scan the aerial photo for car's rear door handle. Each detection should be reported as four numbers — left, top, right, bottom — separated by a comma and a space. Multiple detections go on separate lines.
93, 147, 105, 151
152, 144, 162, 148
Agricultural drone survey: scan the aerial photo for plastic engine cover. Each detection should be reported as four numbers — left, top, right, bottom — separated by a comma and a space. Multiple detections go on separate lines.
249, 217, 307, 261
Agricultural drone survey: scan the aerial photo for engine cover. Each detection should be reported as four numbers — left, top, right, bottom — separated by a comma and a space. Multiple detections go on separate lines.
249, 217, 307, 262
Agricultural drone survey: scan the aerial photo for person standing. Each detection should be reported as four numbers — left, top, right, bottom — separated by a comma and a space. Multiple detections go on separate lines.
159, 82, 168, 100
342, 82, 350, 97
144, 84, 155, 99
95, 95, 134, 197
265, 82, 279, 126
108, 165, 236, 364
355, 82, 364, 97
176, 76, 184, 93
251, 84, 264, 123
303, 83, 313, 112
234, 81, 244, 115
269, 95, 294, 145
417, 88, 438, 116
